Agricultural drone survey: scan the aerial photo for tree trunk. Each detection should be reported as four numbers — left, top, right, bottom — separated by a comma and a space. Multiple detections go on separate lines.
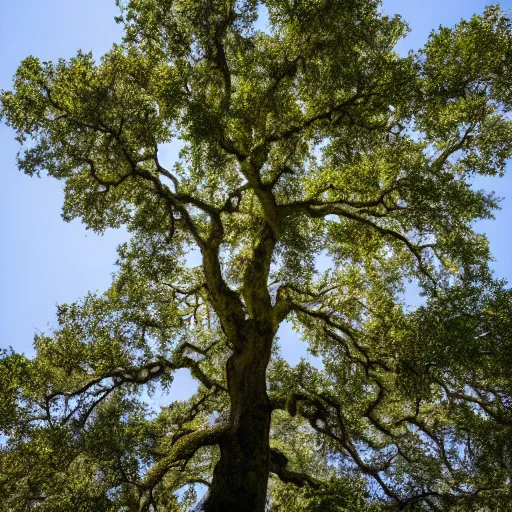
199, 332, 273, 512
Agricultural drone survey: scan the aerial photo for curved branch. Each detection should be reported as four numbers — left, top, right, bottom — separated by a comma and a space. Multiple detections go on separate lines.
142, 424, 229, 490
44, 353, 226, 427
263, 92, 371, 144
270, 448, 321, 489
283, 201, 436, 285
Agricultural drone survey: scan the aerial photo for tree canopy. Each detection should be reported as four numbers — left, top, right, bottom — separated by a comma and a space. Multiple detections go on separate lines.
1, 1, 512, 510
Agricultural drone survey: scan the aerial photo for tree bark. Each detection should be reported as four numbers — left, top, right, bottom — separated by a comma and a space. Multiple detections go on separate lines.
199, 331, 273, 512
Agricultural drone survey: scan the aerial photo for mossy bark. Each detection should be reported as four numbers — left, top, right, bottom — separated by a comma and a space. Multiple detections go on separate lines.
201, 332, 273, 512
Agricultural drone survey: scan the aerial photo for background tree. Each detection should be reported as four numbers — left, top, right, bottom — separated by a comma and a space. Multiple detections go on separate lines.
1, 1, 512, 510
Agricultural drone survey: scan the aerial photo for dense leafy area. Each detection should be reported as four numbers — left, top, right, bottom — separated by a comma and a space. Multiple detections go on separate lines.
1, 1, 512, 510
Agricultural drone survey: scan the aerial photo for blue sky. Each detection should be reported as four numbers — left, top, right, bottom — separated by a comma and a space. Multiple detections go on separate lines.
1, 1, 511, 401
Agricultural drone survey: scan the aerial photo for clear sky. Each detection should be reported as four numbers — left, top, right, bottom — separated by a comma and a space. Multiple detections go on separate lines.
1, 1, 511, 402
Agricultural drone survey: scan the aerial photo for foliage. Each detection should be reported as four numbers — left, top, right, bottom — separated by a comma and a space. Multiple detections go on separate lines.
1, 1, 512, 510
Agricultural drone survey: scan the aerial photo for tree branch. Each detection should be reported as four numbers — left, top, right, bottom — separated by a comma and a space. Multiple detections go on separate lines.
142, 424, 229, 490
270, 448, 321, 489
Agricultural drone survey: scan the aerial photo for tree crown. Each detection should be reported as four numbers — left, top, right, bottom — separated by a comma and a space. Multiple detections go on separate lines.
1, 1, 512, 510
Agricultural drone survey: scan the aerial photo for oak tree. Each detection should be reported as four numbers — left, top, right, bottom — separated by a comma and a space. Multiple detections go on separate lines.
2, 1, 512, 510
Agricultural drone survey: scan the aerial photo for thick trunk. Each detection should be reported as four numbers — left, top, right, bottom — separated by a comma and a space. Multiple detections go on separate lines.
200, 334, 272, 512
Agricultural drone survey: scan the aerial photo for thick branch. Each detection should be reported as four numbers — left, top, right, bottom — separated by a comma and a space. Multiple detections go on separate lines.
142, 424, 229, 490
270, 448, 321, 489
242, 223, 276, 324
